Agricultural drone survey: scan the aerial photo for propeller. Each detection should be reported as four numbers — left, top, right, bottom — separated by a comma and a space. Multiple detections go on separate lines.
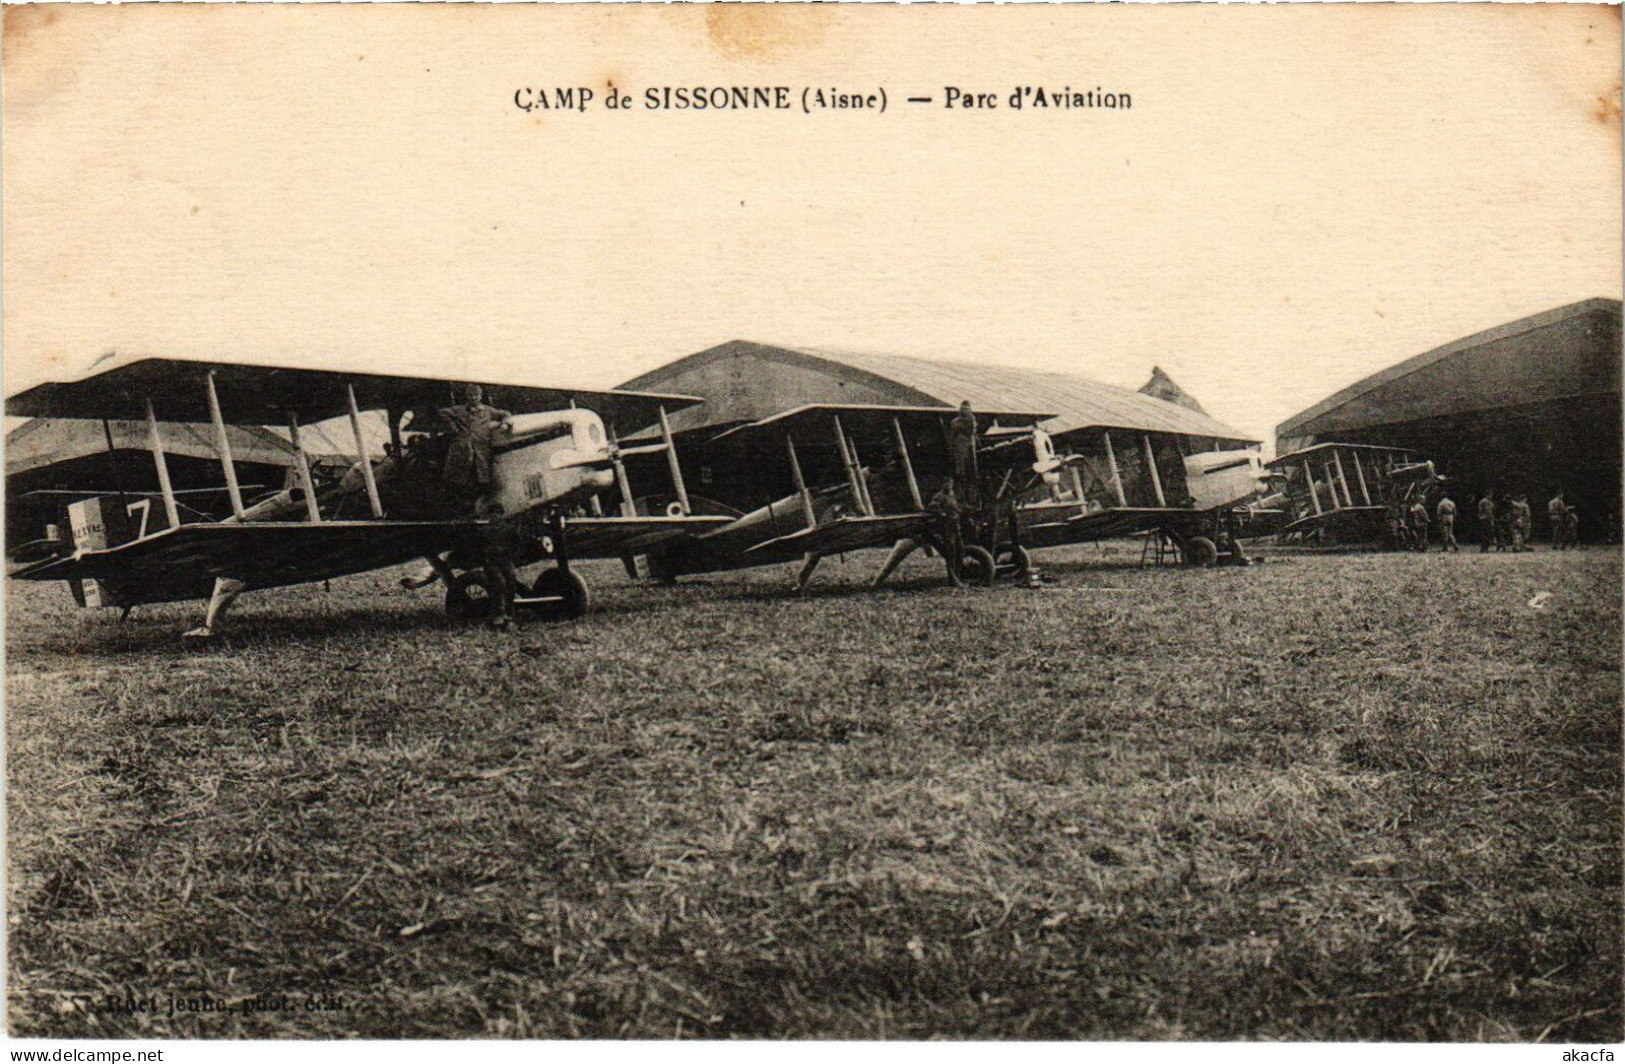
613, 442, 670, 459
550, 439, 672, 471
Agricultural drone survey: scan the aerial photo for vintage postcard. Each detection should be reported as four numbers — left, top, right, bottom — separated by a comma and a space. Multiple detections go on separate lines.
3, 2, 1621, 1049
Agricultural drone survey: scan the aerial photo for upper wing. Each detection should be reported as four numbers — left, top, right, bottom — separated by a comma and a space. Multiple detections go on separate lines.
710, 403, 1055, 451
558, 515, 734, 558
12, 520, 475, 600
742, 513, 931, 561
5, 357, 704, 433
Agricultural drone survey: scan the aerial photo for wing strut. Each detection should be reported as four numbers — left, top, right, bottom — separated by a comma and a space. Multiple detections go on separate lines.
606, 424, 638, 517
1351, 448, 1373, 505
1332, 450, 1354, 510
785, 433, 816, 528
345, 383, 384, 518
891, 417, 923, 510
285, 411, 323, 523
831, 414, 873, 516
848, 431, 876, 516
1303, 461, 1324, 516
657, 406, 690, 515
1067, 455, 1087, 504
205, 371, 246, 518
143, 397, 181, 530
1141, 433, 1167, 507
1103, 431, 1129, 507
1323, 459, 1343, 510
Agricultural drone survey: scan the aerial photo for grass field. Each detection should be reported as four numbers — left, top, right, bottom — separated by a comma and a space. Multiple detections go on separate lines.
6, 545, 1621, 1040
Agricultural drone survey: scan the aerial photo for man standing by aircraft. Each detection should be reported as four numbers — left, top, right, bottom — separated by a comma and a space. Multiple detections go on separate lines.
1548, 490, 1567, 548
1477, 491, 1497, 552
440, 384, 520, 629
1435, 492, 1459, 552
929, 481, 965, 586
1510, 494, 1533, 552
1386, 499, 1409, 550
1408, 496, 1431, 552
868, 481, 966, 589
947, 401, 980, 508
439, 383, 512, 506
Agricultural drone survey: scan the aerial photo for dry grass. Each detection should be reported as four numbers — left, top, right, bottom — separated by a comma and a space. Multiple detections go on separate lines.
6, 545, 1621, 1039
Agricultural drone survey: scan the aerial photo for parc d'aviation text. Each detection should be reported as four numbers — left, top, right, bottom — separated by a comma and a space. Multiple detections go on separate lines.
512, 84, 1131, 113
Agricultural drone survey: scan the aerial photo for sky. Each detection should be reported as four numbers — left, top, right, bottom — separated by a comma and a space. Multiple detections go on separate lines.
3, 4, 1620, 447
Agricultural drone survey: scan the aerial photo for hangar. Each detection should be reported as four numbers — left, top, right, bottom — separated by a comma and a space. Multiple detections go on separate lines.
1277, 298, 1622, 541
619, 340, 1256, 512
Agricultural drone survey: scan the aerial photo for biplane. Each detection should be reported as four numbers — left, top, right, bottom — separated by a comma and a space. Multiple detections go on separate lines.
1013, 426, 1272, 566
1262, 442, 1442, 547
4, 357, 731, 640
634, 403, 1068, 589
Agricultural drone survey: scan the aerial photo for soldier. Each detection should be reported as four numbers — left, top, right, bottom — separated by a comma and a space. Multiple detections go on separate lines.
1408, 496, 1431, 552
439, 383, 518, 628
1548, 490, 1567, 548
1386, 499, 1409, 551
439, 383, 512, 509
1560, 504, 1580, 549
1510, 494, 1533, 552
1477, 491, 1496, 553
1435, 492, 1459, 552
869, 481, 970, 589
947, 401, 980, 508
929, 481, 966, 586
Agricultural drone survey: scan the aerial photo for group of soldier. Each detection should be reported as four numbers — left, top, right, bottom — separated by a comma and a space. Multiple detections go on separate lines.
1390, 487, 1579, 553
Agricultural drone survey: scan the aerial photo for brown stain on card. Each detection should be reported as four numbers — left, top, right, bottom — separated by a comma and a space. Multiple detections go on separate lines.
1596, 82, 1622, 128
2, 4, 60, 65
705, 5, 826, 61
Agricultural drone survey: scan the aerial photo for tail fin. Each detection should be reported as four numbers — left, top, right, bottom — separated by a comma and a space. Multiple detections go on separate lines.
62, 496, 150, 608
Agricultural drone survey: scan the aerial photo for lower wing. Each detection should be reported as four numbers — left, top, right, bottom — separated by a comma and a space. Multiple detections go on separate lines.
13, 520, 476, 603
743, 513, 932, 561
555, 515, 734, 558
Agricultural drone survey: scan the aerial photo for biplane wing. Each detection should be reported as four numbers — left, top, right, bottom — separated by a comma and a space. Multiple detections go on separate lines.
554, 514, 734, 558
741, 513, 931, 562
6, 356, 704, 431
1020, 505, 1198, 547
1277, 506, 1386, 538
12, 513, 738, 591
710, 402, 1055, 451
10, 520, 476, 605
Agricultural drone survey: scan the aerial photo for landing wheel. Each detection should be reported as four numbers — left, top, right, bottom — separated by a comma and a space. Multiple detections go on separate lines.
523, 567, 591, 620
958, 546, 997, 587
1186, 536, 1219, 568
996, 546, 1033, 578
444, 573, 494, 620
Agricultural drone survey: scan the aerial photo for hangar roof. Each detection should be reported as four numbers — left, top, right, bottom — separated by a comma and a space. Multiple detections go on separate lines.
1278, 297, 1622, 440
620, 340, 1255, 445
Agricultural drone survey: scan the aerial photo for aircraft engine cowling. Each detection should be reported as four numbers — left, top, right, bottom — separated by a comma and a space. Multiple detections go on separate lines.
1183, 449, 1270, 512
1029, 428, 1064, 486
491, 409, 616, 515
